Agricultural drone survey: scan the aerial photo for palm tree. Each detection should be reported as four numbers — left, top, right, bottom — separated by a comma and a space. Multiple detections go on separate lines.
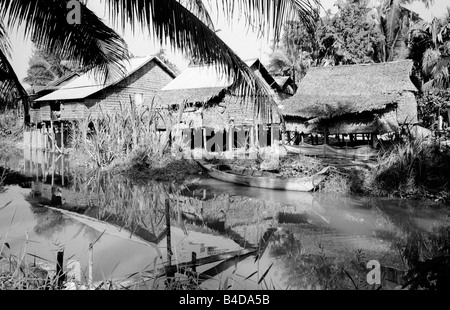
408, 10, 450, 92
268, 16, 319, 83
377, 0, 434, 62
0, 0, 320, 118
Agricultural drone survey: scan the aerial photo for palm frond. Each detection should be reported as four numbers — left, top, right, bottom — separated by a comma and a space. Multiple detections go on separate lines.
0, 0, 130, 84
1, 20, 27, 108
422, 48, 441, 76
0, 47, 27, 110
215, 0, 321, 43
0, 21, 11, 82
107, 0, 297, 118
179, 0, 216, 31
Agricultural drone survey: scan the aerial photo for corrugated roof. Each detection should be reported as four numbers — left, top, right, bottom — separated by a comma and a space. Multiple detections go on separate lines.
158, 64, 233, 106
281, 60, 418, 118
44, 72, 80, 90
36, 56, 174, 101
274, 76, 291, 88
159, 60, 280, 106
161, 65, 233, 91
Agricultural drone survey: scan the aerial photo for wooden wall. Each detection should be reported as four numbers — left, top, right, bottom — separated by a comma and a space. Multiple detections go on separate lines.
202, 95, 281, 130
35, 59, 175, 121
87, 60, 174, 118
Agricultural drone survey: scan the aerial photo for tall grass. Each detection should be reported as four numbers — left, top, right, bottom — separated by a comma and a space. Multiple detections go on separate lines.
0, 108, 23, 143
372, 138, 450, 199
70, 98, 188, 170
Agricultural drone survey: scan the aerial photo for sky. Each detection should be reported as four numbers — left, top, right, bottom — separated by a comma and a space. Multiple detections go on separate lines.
7, 0, 450, 85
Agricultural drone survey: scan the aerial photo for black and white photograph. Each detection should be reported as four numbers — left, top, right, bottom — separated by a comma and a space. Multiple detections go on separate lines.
1, 0, 449, 296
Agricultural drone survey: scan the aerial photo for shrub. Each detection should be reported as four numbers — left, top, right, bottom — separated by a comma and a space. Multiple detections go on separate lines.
371, 138, 450, 199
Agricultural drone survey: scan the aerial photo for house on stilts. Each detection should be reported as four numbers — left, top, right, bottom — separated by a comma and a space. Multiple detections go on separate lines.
280, 60, 419, 150
26, 56, 177, 153
157, 59, 294, 153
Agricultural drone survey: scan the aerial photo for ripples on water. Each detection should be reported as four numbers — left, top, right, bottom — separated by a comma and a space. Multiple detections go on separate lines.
0, 150, 449, 290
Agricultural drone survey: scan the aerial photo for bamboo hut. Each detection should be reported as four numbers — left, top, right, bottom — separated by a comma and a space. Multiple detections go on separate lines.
280, 60, 419, 146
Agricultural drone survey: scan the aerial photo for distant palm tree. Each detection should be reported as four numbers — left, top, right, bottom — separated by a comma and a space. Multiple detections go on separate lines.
409, 10, 450, 92
0, 0, 320, 117
377, 0, 433, 62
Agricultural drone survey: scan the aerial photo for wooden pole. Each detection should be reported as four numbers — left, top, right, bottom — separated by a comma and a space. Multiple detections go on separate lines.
56, 250, 65, 289
255, 124, 260, 148
41, 145, 45, 181
250, 126, 255, 148
228, 126, 234, 152
50, 120, 55, 153
33, 123, 37, 149
165, 199, 173, 265
61, 122, 64, 154
270, 125, 275, 147
61, 153, 65, 187
203, 128, 207, 150
88, 243, 93, 289
29, 125, 32, 149
191, 252, 197, 273
51, 152, 55, 187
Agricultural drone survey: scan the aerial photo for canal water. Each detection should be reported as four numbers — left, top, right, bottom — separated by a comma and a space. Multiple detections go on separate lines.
1, 148, 449, 289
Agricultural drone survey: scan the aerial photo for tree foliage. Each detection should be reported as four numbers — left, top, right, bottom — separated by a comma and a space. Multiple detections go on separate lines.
408, 10, 450, 93
268, 0, 386, 83
23, 44, 83, 90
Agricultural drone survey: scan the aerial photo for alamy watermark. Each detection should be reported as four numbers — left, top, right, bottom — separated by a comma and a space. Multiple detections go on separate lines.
67, 0, 81, 25
367, 260, 381, 285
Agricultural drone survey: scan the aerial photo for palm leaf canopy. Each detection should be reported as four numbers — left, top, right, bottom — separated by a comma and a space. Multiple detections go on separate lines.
1, 0, 320, 117
106, 0, 320, 117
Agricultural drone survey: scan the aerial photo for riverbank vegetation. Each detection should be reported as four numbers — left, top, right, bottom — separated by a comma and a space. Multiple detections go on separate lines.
68, 101, 203, 182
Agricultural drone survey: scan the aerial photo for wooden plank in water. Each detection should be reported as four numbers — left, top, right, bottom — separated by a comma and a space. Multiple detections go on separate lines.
161, 248, 256, 275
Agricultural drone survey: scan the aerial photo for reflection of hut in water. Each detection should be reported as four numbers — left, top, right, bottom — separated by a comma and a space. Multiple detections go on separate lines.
280, 60, 419, 146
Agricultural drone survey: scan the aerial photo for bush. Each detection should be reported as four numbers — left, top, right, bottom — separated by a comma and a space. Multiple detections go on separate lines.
371, 138, 450, 199
70, 100, 178, 169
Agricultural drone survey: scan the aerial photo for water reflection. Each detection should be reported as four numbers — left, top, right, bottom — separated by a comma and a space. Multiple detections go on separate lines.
1, 150, 449, 289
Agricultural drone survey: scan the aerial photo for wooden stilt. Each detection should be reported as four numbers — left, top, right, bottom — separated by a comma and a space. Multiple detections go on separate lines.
61, 122, 64, 154
33, 123, 37, 149
165, 199, 173, 266
191, 252, 197, 273
250, 126, 255, 147
50, 120, 55, 153
88, 243, 93, 289
203, 128, 207, 150
61, 154, 65, 187
56, 250, 65, 289
228, 127, 233, 152
270, 125, 275, 146
51, 152, 55, 186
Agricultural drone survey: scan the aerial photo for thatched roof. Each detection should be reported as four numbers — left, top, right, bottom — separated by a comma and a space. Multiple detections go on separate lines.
281, 60, 418, 119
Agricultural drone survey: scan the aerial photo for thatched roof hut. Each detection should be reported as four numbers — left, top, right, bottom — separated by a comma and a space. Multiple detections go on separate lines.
281, 60, 419, 134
